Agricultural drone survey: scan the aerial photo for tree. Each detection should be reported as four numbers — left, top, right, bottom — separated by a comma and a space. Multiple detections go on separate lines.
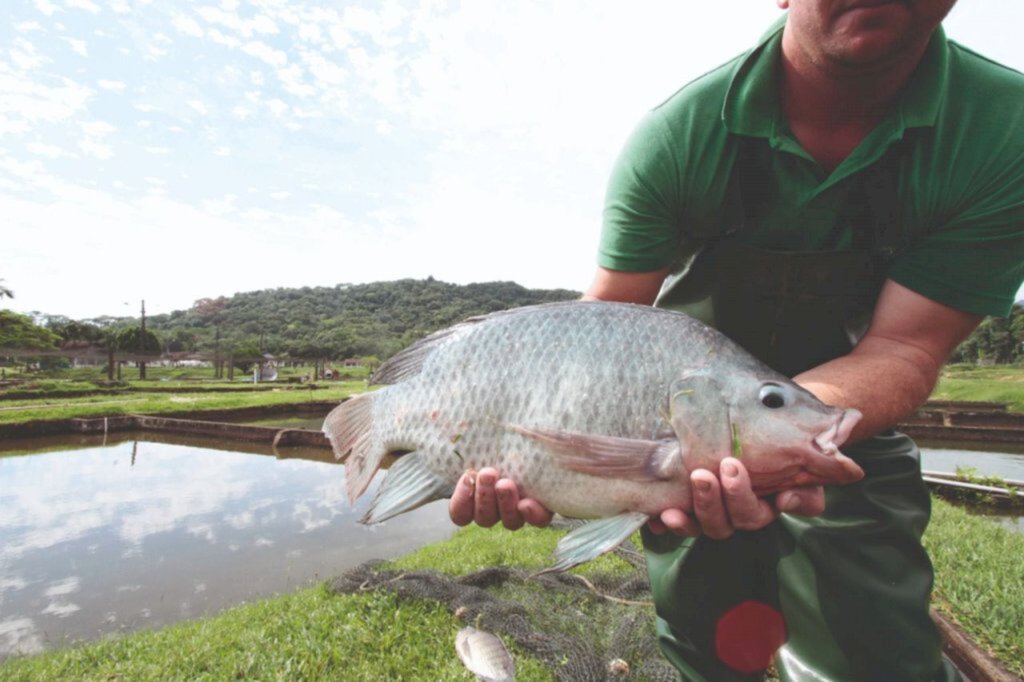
0, 310, 61, 350
231, 340, 262, 373
951, 304, 1024, 364
0, 279, 12, 300
47, 318, 106, 345
115, 326, 162, 379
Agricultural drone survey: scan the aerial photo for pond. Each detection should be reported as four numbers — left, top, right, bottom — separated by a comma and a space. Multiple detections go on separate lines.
919, 439, 1024, 535
0, 432, 454, 660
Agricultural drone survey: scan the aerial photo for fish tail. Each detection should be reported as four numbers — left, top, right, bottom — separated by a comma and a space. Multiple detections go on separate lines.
323, 392, 385, 504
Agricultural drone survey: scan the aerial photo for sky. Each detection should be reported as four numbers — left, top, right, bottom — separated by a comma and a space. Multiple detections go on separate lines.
2, 1, 1023, 320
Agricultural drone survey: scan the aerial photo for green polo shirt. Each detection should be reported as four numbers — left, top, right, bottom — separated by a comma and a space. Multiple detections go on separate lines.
599, 18, 1024, 317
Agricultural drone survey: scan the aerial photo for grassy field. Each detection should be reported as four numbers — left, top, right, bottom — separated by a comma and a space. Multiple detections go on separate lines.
933, 364, 1024, 411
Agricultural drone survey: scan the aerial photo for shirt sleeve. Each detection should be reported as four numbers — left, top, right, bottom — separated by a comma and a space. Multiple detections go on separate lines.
598, 110, 684, 273
888, 159, 1024, 317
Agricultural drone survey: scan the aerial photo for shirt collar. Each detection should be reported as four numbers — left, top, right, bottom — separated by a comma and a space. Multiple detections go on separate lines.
722, 16, 949, 139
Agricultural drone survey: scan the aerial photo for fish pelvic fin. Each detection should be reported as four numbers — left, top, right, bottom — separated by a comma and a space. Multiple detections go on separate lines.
537, 512, 650, 575
509, 425, 682, 481
360, 452, 453, 524
323, 393, 386, 504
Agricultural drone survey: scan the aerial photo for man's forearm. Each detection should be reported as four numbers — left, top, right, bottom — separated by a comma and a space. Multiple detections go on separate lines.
794, 335, 941, 444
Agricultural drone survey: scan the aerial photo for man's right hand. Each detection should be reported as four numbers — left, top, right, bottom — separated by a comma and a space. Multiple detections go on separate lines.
448, 468, 554, 531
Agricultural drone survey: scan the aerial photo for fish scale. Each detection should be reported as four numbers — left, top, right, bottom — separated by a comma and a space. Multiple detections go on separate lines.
323, 301, 864, 572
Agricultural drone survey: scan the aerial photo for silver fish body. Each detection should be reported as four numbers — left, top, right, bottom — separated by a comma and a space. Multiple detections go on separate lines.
324, 301, 863, 571
455, 627, 515, 682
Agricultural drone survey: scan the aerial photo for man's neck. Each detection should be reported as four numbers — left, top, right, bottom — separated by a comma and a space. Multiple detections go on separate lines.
778, 28, 928, 172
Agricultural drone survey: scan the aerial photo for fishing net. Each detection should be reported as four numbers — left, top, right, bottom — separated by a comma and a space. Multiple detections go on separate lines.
329, 520, 679, 681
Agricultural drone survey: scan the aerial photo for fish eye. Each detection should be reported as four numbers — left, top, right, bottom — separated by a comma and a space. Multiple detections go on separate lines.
759, 384, 786, 409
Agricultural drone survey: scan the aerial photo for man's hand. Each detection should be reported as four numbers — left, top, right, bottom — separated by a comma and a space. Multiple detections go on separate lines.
447, 459, 824, 538
646, 457, 826, 539
448, 467, 553, 530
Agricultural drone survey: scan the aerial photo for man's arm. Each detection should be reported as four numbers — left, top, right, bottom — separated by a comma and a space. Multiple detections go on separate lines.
795, 279, 983, 441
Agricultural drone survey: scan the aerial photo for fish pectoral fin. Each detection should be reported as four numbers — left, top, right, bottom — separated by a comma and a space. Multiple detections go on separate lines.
538, 512, 651, 575
360, 452, 453, 524
509, 425, 681, 481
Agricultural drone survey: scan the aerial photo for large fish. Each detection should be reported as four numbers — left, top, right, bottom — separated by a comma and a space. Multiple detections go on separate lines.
323, 301, 863, 571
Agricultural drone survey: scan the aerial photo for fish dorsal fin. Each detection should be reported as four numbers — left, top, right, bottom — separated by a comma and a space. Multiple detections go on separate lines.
509, 425, 682, 481
370, 320, 479, 385
538, 512, 650, 574
370, 302, 600, 385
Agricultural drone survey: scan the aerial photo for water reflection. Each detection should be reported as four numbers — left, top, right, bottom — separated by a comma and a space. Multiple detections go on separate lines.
918, 440, 1024, 536
919, 440, 1024, 480
0, 433, 454, 660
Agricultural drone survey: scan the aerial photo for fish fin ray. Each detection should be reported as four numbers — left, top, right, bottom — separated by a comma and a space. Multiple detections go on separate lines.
323, 393, 387, 503
371, 321, 480, 384
371, 302, 592, 385
510, 425, 681, 481
361, 453, 453, 524
538, 512, 650, 574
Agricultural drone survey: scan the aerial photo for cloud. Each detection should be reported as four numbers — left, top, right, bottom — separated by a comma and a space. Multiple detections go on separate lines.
63, 38, 88, 56
32, 0, 59, 17
65, 0, 100, 13
26, 141, 67, 158
172, 13, 204, 38
98, 79, 126, 91
242, 40, 287, 68
0, 67, 93, 135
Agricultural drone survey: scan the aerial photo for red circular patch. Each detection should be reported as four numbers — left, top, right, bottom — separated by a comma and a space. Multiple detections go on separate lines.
715, 600, 787, 674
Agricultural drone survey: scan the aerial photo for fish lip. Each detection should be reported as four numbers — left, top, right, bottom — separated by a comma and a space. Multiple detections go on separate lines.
812, 408, 862, 456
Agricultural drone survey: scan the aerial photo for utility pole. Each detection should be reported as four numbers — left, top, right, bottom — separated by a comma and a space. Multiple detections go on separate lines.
214, 324, 222, 379
139, 299, 147, 380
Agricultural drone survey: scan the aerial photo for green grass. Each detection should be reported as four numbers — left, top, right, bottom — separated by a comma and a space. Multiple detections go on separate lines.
923, 498, 1024, 676
0, 583, 550, 682
1, 363, 372, 384
390, 523, 637, 578
932, 364, 1024, 411
0, 383, 363, 424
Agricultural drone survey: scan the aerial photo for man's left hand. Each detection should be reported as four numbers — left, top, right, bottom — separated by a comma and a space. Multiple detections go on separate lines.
645, 457, 826, 539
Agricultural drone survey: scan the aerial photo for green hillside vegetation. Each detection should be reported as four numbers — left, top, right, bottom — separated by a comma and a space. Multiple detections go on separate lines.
32, 279, 579, 363
6, 281, 1021, 369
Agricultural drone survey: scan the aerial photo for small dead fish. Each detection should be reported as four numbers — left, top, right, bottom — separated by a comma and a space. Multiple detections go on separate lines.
455, 626, 515, 682
323, 301, 863, 572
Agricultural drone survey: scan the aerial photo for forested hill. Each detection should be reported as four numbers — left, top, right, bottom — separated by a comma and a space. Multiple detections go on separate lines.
147, 278, 580, 361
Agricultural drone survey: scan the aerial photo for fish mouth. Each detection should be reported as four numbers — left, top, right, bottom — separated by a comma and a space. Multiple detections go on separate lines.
807, 408, 864, 483
813, 408, 861, 456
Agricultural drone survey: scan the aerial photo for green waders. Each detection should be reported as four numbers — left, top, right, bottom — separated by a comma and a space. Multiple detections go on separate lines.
645, 141, 961, 681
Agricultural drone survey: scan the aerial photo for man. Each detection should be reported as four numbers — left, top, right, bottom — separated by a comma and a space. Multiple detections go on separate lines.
451, 1, 1024, 679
